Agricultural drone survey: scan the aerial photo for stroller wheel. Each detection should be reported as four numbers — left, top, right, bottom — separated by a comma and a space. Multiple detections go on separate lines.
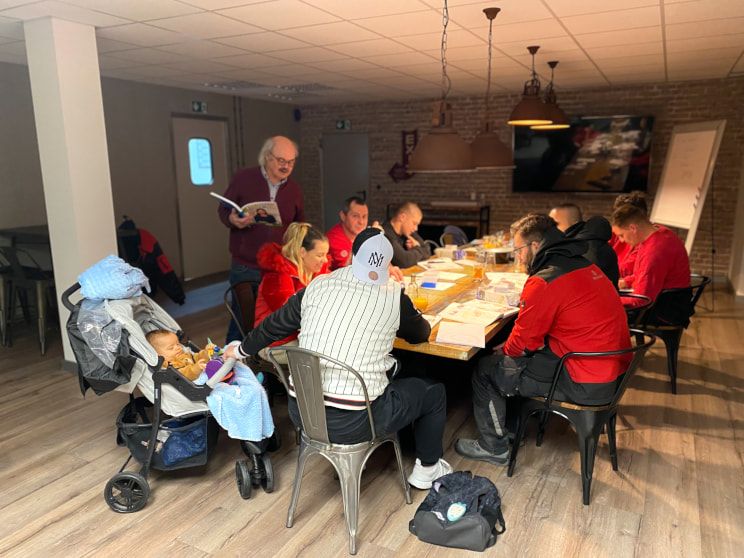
104, 472, 150, 513
261, 454, 275, 493
235, 460, 253, 500
266, 429, 281, 453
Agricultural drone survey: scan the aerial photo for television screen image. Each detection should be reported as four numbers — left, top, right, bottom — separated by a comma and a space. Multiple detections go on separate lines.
512, 115, 654, 193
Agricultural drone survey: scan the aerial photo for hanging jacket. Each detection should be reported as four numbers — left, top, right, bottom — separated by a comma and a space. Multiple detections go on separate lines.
253, 242, 330, 346
564, 216, 620, 288
118, 218, 186, 305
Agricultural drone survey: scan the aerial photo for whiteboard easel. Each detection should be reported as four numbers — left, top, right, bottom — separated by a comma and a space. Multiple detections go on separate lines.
650, 120, 726, 253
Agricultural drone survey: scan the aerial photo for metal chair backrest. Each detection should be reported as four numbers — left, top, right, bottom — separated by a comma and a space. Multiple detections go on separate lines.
267, 346, 376, 445
642, 274, 710, 328
622, 293, 653, 327
689, 274, 711, 309
223, 281, 256, 339
0, 246, 42, 288
547, 329, 656, 408
439, 225, 468, 247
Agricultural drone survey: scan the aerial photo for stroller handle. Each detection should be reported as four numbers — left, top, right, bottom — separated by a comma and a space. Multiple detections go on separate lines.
206, 357, 237, 388
61, 282, 82, 312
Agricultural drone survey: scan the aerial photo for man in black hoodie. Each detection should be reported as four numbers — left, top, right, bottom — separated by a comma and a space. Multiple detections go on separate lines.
455, 213, 630, 465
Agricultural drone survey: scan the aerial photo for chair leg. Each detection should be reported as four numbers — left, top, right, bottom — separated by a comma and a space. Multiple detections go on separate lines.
507, 406, 534, 477
5, 283, 16, 347
606, 413, 618, 471
660, 329, 684, 394
536, 411, 549, 447
0, 279, 6, 346
18, 288, 31, 325
287, 442, 313, 528
391, 437, 412, 504
336, 451, 366, 555
36, 281, 47, 355
574, 412, 603, 506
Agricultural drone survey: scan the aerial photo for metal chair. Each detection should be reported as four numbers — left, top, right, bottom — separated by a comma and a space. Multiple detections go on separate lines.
439, 225, 469, 247
507, 330, 656, 505
0, 246, 55, 353
621, 293, 653, 328
637, 275, 710, 393
267, 346, 411, 555
223, 281, 256, 339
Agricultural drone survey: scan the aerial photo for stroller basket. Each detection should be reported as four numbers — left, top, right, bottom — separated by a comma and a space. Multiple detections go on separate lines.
117, 397, 220, 471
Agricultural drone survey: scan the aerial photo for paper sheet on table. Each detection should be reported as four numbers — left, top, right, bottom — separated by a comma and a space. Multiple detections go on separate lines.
420, 281, 455, 291
438, 299, 509, 326
435, 321, 485, 348
486, 272, 528, 287
437, 271, 466, 281
455, 259, 476, 267
420, 258, 464, 271
422, 314, 442, 328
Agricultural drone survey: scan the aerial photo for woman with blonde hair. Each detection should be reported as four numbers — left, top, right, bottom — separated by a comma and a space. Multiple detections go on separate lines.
253, 222, 329, 359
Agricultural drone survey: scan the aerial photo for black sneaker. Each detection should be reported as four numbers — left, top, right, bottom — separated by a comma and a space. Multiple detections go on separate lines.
455, 438, 509, 465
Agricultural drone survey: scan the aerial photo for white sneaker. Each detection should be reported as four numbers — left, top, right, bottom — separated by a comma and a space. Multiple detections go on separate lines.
407, 458, 453, 490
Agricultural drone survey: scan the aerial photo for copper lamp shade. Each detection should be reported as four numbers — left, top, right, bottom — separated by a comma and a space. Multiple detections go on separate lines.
471, 122, 513, 169
531, 60, 570, 130
507, 45, 553, 126
408, 102, 473, 172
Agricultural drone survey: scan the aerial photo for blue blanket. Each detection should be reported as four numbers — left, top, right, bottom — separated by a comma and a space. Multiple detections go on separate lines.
205, 362, 274, 442
79, 255, 150, 300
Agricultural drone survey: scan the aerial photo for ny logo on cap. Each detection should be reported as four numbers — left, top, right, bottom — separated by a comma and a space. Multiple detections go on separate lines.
368, 251, 384, 267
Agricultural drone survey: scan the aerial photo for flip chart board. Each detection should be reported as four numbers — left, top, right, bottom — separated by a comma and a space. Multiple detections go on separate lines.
650, 120, 726, 253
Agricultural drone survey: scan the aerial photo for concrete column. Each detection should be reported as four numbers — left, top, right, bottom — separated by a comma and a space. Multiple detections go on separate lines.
24, 17, 117, 361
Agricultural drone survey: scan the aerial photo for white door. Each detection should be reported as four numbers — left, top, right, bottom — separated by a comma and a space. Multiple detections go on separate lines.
321, 134, 369, 229
172, 116, 231, 281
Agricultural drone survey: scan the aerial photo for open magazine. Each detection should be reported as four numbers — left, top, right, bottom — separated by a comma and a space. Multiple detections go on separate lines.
210, 192, 282, 225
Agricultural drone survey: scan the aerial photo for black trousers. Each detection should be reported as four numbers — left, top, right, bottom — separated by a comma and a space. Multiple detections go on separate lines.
288, 376, 446, 465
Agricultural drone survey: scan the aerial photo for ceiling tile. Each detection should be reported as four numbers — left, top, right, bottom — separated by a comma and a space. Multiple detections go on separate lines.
354, 10, 455, 37
283, 21, 381, 45
166, 58, 243, 73
107, 47, 184, 65
267, 46, 347, 63
177, 0, 268, 9
260, 62, 315, 77
337, 67, 407, 80
204, 51, 284, 69
666, 18, 744, 40
667, 46, 742, 66
562, 6, 661, 34
449, 0, 553, 29
395, 28, 483, 51
97, 23, 191, 46
732, 55, 744, 74
1, 0, 128, 26
667, 67, 730, 81
157, 40, 247, 59
216, 32, 309, 52
594, 53, 664, 69
0, 39, 25, 57
496, 36, 580, 56
602, 64, 665, 77
362, 50, 438, 67
574, 26, 661, 49
664, 0, 744, 25
149, 12, 262, 39
67, 0, 201, 21
0, 17, 24, 40
548, 0, 659, 17
667, 34, 744, 53
114, 65, 188, 78
96, 37, 139, 53
476, 19, 567, 44
326, 38, 412, 58
309, 58, 380, 72
219, 0, 340, 30
209, 67, 288, 83
437, 44, 485, 62
586, 41, 663, 60
97, 54, 139, 70
302, 0, 431, 19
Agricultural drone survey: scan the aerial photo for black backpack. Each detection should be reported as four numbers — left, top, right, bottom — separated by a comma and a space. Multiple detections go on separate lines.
409, 471, 506, 552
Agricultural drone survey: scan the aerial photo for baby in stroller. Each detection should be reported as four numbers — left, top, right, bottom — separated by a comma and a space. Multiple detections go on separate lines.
63, 258, 279, 513
146, 329, 217, 381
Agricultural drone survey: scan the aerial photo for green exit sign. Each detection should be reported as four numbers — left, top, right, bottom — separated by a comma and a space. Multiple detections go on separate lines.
192, 101, 207, 113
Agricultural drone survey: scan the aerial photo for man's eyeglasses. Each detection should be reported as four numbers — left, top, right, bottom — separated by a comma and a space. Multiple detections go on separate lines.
270, 152, 297, 167
512, 244, 530, 253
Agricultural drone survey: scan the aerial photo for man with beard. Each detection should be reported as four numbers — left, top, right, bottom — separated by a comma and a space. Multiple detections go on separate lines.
455, 213, 630, 465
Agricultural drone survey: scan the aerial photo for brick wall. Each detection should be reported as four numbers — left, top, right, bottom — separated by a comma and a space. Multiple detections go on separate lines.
299, 76, 744, 278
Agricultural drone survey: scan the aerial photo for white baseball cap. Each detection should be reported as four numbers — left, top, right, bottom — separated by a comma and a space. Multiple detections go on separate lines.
351, 228, 393, 285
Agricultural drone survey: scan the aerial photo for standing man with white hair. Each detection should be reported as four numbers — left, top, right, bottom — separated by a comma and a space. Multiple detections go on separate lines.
218, 135, 304, 342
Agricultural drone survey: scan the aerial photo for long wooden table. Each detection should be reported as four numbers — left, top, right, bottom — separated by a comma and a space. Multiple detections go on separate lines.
393, 263, 519, 361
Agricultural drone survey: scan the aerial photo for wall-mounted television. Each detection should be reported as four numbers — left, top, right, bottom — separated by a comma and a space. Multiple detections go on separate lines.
512, 115, 654, 193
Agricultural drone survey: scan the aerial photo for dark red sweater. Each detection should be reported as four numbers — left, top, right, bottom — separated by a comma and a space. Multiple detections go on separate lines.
504, 232, 630, 385
217, 166, 304, 268
621, 225, 690, 308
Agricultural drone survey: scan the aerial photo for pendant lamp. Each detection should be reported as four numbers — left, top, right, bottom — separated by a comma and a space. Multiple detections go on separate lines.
507, 45, 553, 127
531, 61, 570, 130
408, 0, 474, 173
471, 7, 513, 169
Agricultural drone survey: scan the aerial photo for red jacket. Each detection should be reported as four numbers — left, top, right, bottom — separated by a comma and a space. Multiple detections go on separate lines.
254, 243, 330, 345
610, 232, 637, 284
326, 222, 353, 270
621, 225, 690, 308
504, 231, 630, 386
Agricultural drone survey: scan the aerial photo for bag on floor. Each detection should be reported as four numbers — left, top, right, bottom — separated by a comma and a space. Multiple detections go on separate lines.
409, 471, 505, 552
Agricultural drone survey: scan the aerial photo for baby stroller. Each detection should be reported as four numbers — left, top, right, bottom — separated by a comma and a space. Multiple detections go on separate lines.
61, 282, 278, 513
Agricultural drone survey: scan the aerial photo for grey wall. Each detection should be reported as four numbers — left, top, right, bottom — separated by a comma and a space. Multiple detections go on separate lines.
0, 60, 300, 277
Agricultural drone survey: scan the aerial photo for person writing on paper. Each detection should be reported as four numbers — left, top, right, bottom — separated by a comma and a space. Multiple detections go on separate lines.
382, 202, 431, 268
224, 228, 451, 490
218, 136, 304, 342
254, 223, 330, 363
611, 204, 691, 323
456, 213, 630, 465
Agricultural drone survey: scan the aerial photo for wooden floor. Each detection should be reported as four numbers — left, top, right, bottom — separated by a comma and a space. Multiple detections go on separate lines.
1, 290, 742, 557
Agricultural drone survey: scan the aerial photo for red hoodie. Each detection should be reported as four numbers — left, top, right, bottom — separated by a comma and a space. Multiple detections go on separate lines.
254, 243, 330, 345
